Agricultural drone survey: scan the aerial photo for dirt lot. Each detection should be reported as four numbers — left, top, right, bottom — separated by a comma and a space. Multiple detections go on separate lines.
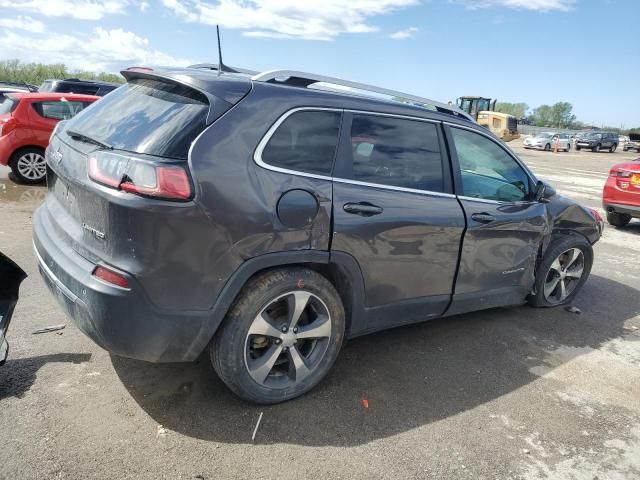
1, 141, 639, 480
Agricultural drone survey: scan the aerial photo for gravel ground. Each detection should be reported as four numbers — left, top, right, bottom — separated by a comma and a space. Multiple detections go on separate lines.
0, 141, 639, 480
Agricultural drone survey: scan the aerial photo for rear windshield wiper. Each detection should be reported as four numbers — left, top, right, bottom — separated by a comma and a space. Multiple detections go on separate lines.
66, 130, 112, 150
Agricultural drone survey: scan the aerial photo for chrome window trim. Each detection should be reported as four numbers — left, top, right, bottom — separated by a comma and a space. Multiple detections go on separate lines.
254, 107, 453, 198
457, 195, 538, 206
346, 109, 441, 125
253, 106, 340, 181
333, 177, 456, 198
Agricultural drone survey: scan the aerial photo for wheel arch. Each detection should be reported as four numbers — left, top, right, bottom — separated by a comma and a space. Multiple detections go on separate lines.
185, 250, 366, 360
9, 144, 46, 162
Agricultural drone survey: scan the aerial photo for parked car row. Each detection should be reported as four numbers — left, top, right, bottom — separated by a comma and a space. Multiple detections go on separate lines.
0, 78, 118, 183
523, 132, 572, 151
523, 131, 635, 154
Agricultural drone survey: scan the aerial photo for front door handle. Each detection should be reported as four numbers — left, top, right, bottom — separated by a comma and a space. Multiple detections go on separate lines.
343, 202, 384, 217
471, 212, 495, 223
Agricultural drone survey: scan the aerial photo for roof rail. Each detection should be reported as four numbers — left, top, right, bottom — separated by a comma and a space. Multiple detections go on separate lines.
0, 81, 38, 92
251, 70, 473, 122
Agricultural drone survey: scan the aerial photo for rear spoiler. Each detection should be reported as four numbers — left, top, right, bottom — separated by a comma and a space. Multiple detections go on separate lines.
121, 68, 252, 124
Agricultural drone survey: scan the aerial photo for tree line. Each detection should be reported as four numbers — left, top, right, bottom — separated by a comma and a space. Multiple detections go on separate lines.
0, 59, 124, 87
495, 101, 638, 134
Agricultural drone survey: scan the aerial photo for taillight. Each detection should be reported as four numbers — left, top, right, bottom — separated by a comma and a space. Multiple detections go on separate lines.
92, 265, 130, 289
88, 151, 192, 201
588, 208, 603, 223
0, 118, 15, 137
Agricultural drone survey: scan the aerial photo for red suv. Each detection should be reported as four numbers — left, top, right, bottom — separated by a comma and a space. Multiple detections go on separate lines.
603, 158, 640, 227
0, 92, 98, 183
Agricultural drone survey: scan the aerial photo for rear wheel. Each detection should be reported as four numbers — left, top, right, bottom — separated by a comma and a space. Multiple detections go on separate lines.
565, 144, 571, 152
593, 144, 601, 153
528, 235, 593, 308
9, 148, 46, 184
576, 146, 581, 151
211, 268, 345, 404
544, 143, 551, 151
607, 211, 631, 228
610, 143, 617, 153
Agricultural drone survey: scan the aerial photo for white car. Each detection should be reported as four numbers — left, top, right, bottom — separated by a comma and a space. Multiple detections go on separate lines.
523, 132, 571, 152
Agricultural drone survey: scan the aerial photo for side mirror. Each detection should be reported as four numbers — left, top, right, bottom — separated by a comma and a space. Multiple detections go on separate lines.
534, 180, 556, 203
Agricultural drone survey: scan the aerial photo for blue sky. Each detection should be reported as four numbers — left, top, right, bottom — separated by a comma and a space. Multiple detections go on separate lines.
1, 0, 638, 127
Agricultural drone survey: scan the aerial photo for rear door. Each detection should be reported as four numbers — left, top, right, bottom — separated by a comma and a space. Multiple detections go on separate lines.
332, 112, 465, 332
444, 124, 548, 315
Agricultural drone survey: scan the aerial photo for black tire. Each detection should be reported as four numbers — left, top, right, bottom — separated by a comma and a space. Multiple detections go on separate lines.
528, 235, 593, 308
576, 146, 581, 151
9, 147, 46, 184
610, 143, 617, 153
594, 144, 601, 153
565, 144, 571, 152
607, 211, 631, 228
211, 268, 345, 404
544, 143, 551, 151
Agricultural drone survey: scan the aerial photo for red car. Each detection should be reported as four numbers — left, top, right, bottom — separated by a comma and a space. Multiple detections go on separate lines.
603, 158, 640, 227
0, 92, 98, 183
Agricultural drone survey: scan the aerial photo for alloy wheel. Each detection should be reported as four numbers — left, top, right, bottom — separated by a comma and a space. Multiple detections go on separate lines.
16, 152, 46, 181
543, 247, 585, 304
244, 291, 332, 388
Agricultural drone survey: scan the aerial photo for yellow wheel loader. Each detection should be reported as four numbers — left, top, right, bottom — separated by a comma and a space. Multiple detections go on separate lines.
456, 96, 520, 142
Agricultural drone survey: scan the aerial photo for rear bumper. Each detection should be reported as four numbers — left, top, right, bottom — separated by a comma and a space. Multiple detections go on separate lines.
32, 205, 213, 362
603, 202, 640, 218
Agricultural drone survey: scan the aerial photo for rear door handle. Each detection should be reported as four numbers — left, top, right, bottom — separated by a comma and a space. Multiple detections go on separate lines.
343, 202, 384, 217
471, 212, 495, 223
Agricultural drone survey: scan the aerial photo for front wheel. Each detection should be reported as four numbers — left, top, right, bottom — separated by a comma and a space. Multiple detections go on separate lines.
211, 268, 345, 404
610, 144, 617, 153
544, 143, 551, 151
528, 235, 593, 308
576, 146, 581, 151
594, 144, 601, 153
9, 148, 47, 184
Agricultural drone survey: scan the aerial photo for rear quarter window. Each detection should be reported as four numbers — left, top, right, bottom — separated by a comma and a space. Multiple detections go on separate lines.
260, 110, 342, 176
0, 96, 17, 115
64, 78, 209, 159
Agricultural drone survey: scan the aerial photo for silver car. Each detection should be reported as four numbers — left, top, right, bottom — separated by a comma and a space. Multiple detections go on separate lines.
523, 132, 571, 152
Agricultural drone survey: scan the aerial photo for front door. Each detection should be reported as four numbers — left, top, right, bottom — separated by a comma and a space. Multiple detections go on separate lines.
444, 124, 549, 316
331, 112, 465, 333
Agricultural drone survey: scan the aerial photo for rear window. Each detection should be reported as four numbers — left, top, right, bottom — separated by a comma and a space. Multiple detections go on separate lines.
0, 96, 17, 115
65, 78, 209, 159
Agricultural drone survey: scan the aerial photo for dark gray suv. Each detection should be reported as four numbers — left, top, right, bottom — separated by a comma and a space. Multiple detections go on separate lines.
33, 67, 603, 403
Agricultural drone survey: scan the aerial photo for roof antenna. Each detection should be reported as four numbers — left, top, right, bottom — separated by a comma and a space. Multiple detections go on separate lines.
217, 25, 224, 76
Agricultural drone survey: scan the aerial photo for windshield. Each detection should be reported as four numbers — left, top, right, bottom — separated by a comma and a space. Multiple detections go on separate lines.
65, 78, 209, 159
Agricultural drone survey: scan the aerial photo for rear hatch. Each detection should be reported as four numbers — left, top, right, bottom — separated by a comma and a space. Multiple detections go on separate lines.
42, 70, 251, 269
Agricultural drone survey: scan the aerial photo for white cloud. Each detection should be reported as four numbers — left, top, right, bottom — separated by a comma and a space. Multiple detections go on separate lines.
0, 15, 46, 33
455, 0, 575, 11
0, 0, 134, 20
389, 26, 418, 39
140, 1, 149, 11
0, 27, 195, 71
161, 0, 420, 40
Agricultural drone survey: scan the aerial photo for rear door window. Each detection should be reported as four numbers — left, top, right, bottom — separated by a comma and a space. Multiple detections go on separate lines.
347, 114, 444, 192
32, 101, 88, 120
64, 78, 209, 159
260, 110, 342, 176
